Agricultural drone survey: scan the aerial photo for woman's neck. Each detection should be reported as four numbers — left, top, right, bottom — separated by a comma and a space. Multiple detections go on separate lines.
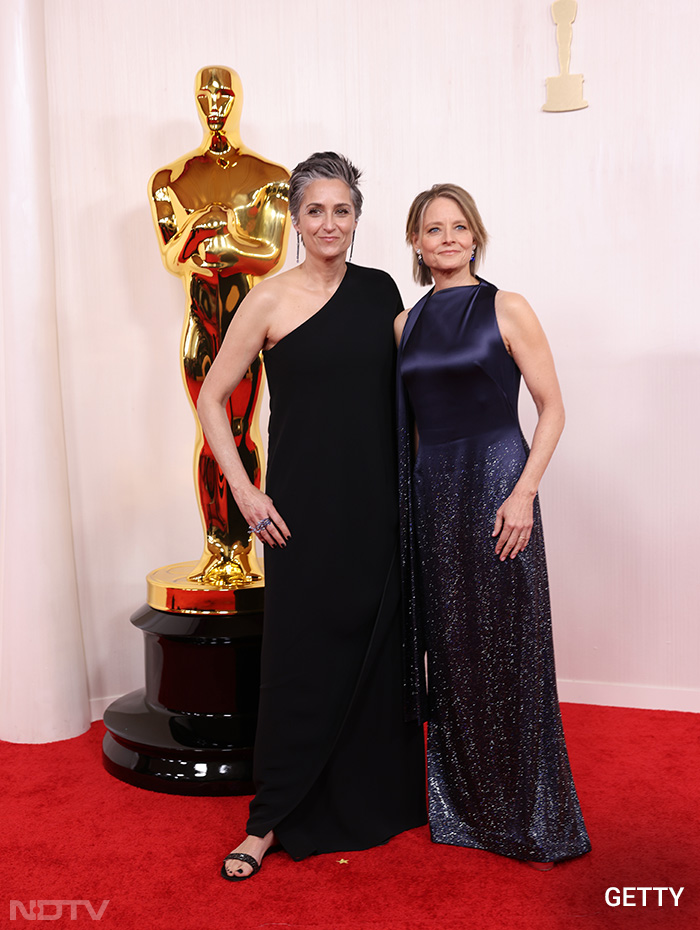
432, 268, 479, 292
300, 253, 348, 290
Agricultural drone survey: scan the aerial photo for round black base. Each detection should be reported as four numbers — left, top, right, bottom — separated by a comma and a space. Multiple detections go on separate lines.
102, 603, 263, 796
102, 692, 255, 796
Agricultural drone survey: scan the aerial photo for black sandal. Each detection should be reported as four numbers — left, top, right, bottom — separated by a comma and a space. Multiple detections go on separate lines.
220, 844, 281, 882
220, 851, 261, 882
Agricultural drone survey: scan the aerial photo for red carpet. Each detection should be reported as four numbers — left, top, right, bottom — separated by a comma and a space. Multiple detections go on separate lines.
2, 704, 697, 929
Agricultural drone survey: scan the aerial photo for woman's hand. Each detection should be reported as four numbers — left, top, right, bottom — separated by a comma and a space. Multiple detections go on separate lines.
235, 484, 291, 548
492, 489, 534, 561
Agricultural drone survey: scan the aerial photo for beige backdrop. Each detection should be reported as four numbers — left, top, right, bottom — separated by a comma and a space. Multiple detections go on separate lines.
1, 0, 698, 741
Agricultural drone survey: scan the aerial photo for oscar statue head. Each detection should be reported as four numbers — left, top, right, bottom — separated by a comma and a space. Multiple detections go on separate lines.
195, 66, 243, 136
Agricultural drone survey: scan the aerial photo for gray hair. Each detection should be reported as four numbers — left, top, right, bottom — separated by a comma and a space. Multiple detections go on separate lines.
289, 152, 363, 222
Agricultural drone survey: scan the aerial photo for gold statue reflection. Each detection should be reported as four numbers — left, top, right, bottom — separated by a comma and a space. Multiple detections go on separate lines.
149, 66, 290, 590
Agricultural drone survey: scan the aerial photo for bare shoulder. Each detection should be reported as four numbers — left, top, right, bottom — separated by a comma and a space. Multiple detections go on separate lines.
495, 289, 535, 318
239, 271, 290, 314
394, 307, 410, 344
235, 268, 306, 337
254, 266, 304, 298
495, 289, 543, 336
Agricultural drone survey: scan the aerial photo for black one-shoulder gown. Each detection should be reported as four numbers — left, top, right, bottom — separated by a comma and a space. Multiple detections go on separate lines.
246, 263, 427, 860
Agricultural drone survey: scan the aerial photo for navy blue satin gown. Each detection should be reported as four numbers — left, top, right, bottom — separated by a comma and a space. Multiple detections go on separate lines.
398, 280, 590, 862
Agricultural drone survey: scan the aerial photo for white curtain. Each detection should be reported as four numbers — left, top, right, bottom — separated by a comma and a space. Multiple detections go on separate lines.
0, 0, 90, 742
0, 0, 699, 736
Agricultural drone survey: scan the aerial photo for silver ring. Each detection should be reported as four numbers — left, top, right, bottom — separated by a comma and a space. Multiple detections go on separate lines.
249, 517, 272, 534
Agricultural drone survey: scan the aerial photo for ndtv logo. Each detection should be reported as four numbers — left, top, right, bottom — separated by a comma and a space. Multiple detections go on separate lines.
10, 901, 109, 921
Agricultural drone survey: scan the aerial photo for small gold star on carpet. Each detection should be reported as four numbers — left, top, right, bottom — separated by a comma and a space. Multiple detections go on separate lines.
337, 858, 349, 864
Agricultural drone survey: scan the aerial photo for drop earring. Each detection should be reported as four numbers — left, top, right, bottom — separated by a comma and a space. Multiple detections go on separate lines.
349, 230, 356, 262
470, 246, 476, 262
296, 231, 300, 263
416, 248, 423, 266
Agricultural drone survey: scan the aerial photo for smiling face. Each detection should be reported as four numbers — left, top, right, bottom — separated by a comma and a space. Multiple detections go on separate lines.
294, 178, 357, 261
412, 196, 476, 282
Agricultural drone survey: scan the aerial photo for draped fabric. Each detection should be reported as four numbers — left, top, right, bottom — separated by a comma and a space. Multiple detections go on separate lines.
0, 0, 89, 742
397, 289, 432, 724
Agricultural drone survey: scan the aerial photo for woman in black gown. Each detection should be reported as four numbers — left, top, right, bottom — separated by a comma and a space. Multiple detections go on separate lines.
395, 184, 590, 868
197, 153, 426, 880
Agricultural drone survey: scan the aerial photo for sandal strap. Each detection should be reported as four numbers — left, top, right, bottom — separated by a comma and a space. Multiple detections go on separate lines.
223, 852, 261, 875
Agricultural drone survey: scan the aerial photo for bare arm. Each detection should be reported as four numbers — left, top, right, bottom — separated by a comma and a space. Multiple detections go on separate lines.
393, 308, 409, 347
492, 290, 565, 561
196, 284, 290, 546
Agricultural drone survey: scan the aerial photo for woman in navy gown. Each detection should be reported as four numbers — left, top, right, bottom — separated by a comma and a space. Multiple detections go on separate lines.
197, 153, 426, 881
395, 183, 590, 868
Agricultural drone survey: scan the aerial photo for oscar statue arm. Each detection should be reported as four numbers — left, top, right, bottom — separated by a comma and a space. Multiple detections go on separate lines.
231, 176, 290, 281
149, 168, 290, 277
148, 166, 207, 275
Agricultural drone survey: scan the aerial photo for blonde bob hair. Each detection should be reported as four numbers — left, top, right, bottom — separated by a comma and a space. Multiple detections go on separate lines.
405, 184, 488, 287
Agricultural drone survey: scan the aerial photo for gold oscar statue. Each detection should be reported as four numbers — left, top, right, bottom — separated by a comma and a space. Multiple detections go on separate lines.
543, 0, 588, 112
147, 66, 290, 612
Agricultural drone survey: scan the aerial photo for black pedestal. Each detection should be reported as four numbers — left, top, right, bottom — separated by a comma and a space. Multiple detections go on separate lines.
102, 603, 262, 795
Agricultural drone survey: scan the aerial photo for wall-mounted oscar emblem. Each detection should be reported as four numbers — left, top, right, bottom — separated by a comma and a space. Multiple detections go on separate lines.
543, 0, 588, 112
147, 66, 290, 612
